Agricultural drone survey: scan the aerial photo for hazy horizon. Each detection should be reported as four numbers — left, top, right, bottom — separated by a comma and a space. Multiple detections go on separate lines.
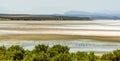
0, 0, 120, 14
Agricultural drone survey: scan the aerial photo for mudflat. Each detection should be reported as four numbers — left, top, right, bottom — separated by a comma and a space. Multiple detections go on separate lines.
0, 20, 120, 42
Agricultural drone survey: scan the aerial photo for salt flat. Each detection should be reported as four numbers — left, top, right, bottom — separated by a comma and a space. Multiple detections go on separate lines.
0, 20, 120, 54
0, 20, 120, 41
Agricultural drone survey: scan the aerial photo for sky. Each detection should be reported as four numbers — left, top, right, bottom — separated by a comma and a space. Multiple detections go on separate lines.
0, 0, 120, 14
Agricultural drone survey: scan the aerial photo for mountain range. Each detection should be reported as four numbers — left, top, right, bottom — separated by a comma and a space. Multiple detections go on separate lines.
0, 11, 120, 20
61, 11, 120, 20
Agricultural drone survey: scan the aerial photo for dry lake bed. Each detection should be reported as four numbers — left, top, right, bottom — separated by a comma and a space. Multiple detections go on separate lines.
0, 20, 120, 55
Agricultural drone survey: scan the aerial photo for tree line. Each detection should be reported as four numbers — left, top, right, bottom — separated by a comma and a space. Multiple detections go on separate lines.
0, 16, 91, 20
0, 44, 120, 61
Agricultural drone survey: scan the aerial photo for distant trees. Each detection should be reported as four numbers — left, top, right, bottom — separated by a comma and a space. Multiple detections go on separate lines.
0, 18, 9, 20
0, 44, 119, 61
0, 16, 91, 21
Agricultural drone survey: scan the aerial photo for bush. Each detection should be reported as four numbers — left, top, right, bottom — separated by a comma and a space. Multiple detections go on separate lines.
0, 44, 119, 61
5, 45, 25, 61
32, 44, 49, 53
52, 53, 72, 61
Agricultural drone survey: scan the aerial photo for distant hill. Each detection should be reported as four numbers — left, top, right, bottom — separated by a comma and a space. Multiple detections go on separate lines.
63, 11, 120, 20
1, 11, 119, 20
0, 14, 91, 20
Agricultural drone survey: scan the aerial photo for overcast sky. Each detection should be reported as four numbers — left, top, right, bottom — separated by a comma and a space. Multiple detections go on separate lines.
0, 0, 120, 14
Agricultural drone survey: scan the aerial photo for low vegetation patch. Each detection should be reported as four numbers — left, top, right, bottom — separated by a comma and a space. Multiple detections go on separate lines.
0, 44, 120, 61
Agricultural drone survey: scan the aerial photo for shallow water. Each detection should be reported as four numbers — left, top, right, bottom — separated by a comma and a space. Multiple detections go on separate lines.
0, 39, 120, 53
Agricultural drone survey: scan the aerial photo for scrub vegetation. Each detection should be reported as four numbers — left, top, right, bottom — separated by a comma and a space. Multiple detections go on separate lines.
0, 44, 120, 61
